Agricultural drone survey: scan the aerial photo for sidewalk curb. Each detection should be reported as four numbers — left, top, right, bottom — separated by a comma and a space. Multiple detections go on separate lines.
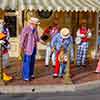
0, 80, 100, 93
0, 85, 75, 93
75, 80, 100, 91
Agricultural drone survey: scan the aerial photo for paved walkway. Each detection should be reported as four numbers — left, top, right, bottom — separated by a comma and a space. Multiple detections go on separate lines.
2, 58, 100, 85
0, 58, 100, 93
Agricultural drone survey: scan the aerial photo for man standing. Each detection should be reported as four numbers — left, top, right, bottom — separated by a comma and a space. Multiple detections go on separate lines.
51, 28, 74, 77
42, 19, 60, 68
76, 19, 92, 68
20, 17, 40, 81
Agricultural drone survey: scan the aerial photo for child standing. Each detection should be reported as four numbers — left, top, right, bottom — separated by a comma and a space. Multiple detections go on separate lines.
58, 46, 68, 78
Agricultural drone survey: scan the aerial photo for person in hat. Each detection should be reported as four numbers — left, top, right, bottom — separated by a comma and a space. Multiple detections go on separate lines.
0, 19, 12, 81
20, 17, 41, 81
41, 19, 60, 68
51, 28, 74, 77
76, 19, 92, 69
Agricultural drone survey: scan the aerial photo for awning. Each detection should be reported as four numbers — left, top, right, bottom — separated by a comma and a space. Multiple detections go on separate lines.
0, 0, 100, 12
0, 0, 17, 10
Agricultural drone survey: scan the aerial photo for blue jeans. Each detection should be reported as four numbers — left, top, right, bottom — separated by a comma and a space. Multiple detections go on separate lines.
22, 47, 36, 80
59, 63, 67, 77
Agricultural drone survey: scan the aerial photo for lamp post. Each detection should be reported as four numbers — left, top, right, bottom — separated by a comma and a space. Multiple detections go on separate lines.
64, 47, 72, 84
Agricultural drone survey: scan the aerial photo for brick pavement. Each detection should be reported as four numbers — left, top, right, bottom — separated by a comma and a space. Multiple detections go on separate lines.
2, 58, 100, 85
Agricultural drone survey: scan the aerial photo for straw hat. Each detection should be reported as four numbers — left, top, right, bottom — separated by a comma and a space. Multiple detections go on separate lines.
29, 17, 40, 24
60, 28, 70, 39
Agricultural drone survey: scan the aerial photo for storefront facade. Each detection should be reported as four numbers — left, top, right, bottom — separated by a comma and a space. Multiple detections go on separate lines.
0, 0, 100, 60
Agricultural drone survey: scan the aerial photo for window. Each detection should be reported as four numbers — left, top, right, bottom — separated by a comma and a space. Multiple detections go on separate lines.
4, 16, 17, 37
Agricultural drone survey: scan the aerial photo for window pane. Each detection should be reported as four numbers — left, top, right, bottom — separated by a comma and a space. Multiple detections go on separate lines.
4, 16, 17, 37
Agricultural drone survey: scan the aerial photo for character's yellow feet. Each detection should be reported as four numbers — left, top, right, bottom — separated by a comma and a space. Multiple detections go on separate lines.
3, 73, 12, 81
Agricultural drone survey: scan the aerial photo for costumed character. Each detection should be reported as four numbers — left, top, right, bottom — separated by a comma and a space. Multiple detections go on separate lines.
0, 19, 12, 81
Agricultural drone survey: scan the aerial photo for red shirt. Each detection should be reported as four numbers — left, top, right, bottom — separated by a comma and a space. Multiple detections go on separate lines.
43, 25, 59, 38
43, 26, 52, 35
80, 28, 89, 42
44, 28, 50, 34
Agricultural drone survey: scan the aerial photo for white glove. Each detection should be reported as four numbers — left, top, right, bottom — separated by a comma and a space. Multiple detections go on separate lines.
0, 40, 5, 44
77, 30, 85, 38
7, 45, 10, 49
77, 33, 85, 38
87, 32, 92, 38
64, 55, 68, 62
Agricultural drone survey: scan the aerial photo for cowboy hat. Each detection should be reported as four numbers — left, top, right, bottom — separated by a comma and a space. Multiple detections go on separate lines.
60, 28, 70, 39
29, 17, 40, 24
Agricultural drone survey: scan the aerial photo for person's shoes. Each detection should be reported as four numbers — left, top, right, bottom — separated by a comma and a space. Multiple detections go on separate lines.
82, 65, 86, 68
31, 75, 35, 79
3, 73, 12, 81
59, 75, 63, 78
45, 65, 49, 67
24, 79, 29, 81
94, 71, 100, 74
53, 73, 58, 78
53, 76, 58, 78
23, 78, 30, 81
